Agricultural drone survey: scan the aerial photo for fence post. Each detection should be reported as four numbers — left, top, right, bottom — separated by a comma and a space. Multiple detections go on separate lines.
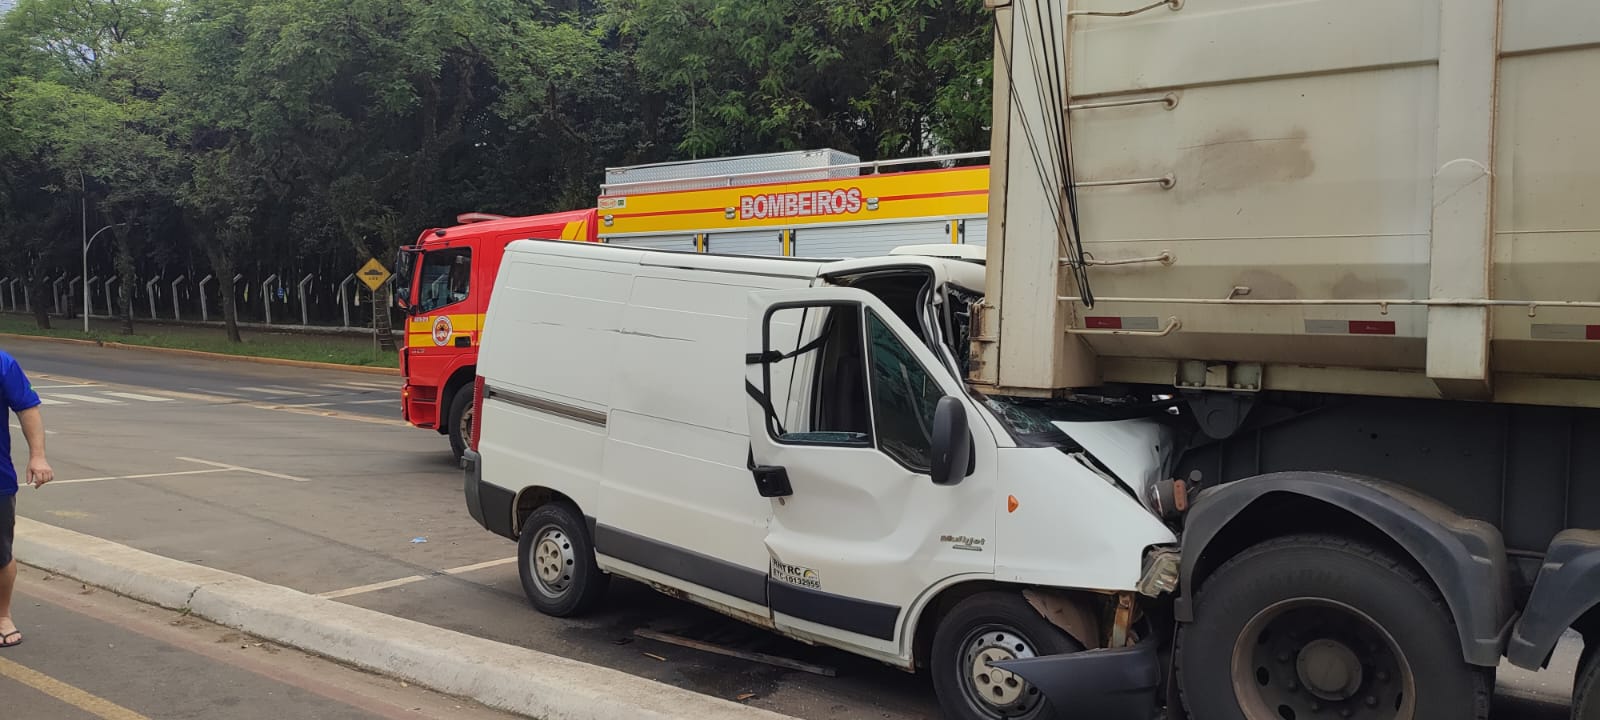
85, 277, 99, 317
5, 279, 14, 312
338, 274, 355, 327
144, 276, 162, 320
170, 275, 186, 320
261, 274, 278, 325
298, 273, 314, 327
198, 275, 214, 322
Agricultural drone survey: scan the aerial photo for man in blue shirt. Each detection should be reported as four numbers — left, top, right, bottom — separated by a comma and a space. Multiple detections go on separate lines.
0, 350, 52, 648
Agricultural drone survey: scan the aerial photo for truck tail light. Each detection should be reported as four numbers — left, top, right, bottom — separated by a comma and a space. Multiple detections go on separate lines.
469, 375, 486, 452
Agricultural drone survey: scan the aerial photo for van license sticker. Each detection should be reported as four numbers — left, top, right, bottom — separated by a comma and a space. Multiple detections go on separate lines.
771, 559, 821, 590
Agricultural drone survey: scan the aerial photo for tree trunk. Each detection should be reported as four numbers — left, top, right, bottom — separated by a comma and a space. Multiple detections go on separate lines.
207, 246, 242, 343
26, 264, 50, 331
115, 238, 137, 334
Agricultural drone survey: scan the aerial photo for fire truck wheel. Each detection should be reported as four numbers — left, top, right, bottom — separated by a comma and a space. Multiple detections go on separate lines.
930, 591, 1079, 720
447, 385, 473, 460
1177, 534, 1491, 720
518, 501, 609, 617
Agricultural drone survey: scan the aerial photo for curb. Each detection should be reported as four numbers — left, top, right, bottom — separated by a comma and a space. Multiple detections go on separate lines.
0, 333, 400, 376
14, 518, 796, 720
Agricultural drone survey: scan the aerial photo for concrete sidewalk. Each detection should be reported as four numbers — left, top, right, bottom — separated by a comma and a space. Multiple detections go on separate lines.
14, 517, 795, 720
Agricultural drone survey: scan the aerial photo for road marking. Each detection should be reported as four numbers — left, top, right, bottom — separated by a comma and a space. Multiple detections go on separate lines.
51, 393, 121, 405
192, 387, 244, 397
237, 386, 313, 397
282, 402, 334, 408
31, 384, 100, 390
175, 456, 311, 482
316, 575, 429, 600
9, 423, 59, 435
0, 656, 153, 720
38, 398, 66, 405
316, 557, 518, 599
341, 399, 396, 405
50, 468, 231, 486
102, 392, 174, 403
340, 380, 397, 389
320, 383, 382, 392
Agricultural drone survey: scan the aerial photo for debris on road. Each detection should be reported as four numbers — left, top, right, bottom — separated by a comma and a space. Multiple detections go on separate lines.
633, 629, 836, 677
643, 652, 668, 662
410, 537, 428, 544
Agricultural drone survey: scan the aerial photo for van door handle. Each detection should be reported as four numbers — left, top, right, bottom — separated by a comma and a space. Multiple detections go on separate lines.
750, 465, 793, 498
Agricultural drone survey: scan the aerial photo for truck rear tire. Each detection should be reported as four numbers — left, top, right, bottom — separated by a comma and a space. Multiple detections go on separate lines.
1575, 645, 1600, 720
1176, 534, 1491, 720
930, 592, 1081, 720
517, 503, 609, 617
447, 386, 473, 460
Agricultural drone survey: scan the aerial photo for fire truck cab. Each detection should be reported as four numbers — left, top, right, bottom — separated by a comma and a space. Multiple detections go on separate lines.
396, 209, 598, 458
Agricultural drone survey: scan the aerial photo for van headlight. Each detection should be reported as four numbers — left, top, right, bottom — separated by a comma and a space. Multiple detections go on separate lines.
1137, 546, 1180, 598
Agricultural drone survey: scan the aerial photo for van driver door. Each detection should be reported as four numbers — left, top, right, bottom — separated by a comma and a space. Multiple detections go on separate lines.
743, 287, 997, 654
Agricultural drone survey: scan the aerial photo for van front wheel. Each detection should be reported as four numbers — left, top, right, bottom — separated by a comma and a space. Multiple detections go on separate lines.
930, 592, 1080, 720
518, 503, 609, 617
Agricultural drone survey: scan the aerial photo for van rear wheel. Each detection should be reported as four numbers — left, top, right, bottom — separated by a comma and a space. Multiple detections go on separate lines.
1177, 534, 1491, 720
930, 592, 1080, 720
517, 503, 608, 617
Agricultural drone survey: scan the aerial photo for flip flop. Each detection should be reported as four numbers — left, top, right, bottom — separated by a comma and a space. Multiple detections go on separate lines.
0, 630, 21, 648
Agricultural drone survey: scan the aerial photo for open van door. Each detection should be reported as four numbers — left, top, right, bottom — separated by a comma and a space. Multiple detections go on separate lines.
743, 287, 996, 650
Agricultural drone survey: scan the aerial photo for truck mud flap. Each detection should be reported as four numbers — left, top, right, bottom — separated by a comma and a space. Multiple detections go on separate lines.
992, 633, 1161, 719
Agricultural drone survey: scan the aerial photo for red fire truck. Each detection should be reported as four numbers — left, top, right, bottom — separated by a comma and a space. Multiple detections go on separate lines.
395, 209, 598, 458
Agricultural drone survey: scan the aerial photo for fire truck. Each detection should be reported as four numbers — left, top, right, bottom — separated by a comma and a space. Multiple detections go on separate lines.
400, 151, 991, 457
396, 209, 598, 458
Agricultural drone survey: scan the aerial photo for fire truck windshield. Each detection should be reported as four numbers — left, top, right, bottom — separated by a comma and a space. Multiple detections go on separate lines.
415, 249, 472, 313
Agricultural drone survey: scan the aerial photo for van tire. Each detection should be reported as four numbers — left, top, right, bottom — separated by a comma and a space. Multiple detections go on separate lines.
447, 386, 473, 460
1575, 645, 1600, 720
930, 591, 1079, 720
517, 503, 609, 617
1176, 534, 1491, 720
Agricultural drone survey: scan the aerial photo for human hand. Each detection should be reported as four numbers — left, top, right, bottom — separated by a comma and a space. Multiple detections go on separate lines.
27, 457, 52, 488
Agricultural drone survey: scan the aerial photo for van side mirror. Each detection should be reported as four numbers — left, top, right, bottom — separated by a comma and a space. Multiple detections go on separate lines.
930, 396, 972, 486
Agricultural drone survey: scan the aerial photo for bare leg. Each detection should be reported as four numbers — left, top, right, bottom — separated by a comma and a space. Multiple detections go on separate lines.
0, 558, 18, 642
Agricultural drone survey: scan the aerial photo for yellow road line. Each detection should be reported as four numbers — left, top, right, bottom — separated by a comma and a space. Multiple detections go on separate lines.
0, 656, 153, 720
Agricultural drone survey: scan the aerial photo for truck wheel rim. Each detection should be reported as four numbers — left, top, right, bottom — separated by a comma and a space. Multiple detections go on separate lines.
529, 525, 575, 598
1231, 598, 1416, 720
957, 624, 1045, 719
460, 405, 473, 447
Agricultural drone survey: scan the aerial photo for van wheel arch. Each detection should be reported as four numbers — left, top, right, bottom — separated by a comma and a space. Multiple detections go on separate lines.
514, 486, 584, 540
912, 582, 1105, 670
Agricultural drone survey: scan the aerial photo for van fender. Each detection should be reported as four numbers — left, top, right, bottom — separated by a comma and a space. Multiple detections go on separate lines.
1507, 530, 1600, 669
1175, 471, 1512, 667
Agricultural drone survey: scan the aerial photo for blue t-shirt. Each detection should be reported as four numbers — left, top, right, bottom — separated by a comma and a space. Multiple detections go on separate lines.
0, 351, 42, 495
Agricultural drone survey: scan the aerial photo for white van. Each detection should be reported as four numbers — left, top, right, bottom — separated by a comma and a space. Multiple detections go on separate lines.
463, 239, 1181, 720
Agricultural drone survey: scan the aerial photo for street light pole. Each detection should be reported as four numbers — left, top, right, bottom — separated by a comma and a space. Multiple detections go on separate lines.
83, 223, 122, 333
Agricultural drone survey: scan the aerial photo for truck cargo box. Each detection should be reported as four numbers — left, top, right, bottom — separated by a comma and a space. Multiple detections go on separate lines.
977, 0, 1600, 408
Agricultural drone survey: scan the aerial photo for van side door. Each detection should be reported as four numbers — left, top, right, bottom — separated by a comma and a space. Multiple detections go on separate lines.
744, 287, 998, 656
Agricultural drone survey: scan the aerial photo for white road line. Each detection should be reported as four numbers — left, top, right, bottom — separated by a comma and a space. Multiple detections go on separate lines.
38, 398, 65, 405
51, 393, 121, 405
193, 387, 244, 397
319, 383, 381, 392
315, 557, 518, 599
279, 402, 333, 408
340, 399, 396, 405
237, 386, 313, 397
9, 423, 58, 435
175, 456, 312, 482
50, 468, 230, 486
103, 392, 174, 403
442, 557, 518, 575
30, 384, 100, 390
316, 575, 428, 599
341, 381, 397, 389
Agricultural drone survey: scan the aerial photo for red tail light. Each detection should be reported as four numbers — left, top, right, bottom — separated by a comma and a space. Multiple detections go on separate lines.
469, 375, 486, 452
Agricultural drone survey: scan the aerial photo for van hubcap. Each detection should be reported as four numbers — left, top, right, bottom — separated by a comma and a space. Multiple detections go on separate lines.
529, 526, 575, 598
959, 625, 1043, 718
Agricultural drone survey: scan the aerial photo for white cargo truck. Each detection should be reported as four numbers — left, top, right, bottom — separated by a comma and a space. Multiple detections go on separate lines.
462, 2, 1600, 719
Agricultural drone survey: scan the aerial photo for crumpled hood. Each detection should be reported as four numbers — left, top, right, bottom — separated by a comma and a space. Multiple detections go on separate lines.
1052, 418, 1177, 496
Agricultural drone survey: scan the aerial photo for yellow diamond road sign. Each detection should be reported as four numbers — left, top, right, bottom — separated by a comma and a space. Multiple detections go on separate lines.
357, 258, 391, 292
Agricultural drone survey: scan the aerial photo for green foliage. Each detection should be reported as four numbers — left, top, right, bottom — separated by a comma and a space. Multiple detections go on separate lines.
0, 0, 994, 336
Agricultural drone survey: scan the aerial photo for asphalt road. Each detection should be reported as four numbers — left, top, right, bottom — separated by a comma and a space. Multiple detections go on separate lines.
0, 338, 1580, 720
3, 564, 518, 720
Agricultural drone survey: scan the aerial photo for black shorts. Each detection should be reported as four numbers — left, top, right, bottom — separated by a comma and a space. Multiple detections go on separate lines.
0, 494, 13, 568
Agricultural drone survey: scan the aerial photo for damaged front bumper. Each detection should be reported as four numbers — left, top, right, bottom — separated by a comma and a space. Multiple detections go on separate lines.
992, 632, 1162, 719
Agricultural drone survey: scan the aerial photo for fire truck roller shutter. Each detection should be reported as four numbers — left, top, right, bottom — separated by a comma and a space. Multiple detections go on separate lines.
704, 229, 784, 257
791, 220, 952, 259
607, 234, 697, 253
961, 217, 988, 246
